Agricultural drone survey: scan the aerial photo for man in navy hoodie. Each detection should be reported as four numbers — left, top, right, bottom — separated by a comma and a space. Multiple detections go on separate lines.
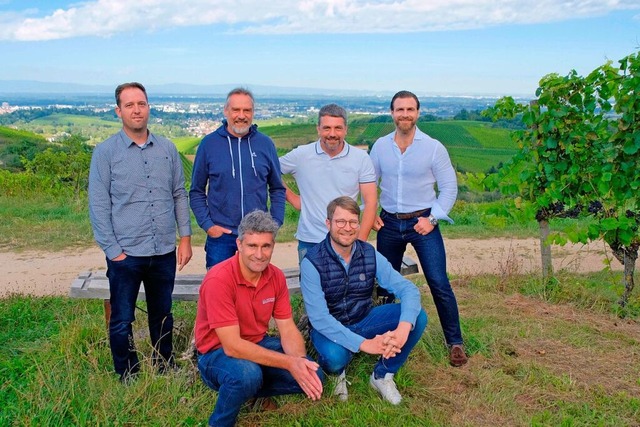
190, 88, 286, 268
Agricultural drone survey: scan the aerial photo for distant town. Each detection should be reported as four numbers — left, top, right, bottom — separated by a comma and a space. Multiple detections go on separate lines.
0, 92, 517, 140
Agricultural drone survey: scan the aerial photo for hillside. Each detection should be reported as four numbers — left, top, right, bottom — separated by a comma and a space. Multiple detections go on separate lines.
0, 126, 47, 146
261, 119, 516, 173
0, 126, 48, 171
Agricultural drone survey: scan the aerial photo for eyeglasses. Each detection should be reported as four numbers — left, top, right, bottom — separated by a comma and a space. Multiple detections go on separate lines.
332, 219, 360, 229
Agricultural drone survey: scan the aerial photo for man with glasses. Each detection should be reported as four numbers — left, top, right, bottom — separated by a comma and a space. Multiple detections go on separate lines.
299, 196, 427, 405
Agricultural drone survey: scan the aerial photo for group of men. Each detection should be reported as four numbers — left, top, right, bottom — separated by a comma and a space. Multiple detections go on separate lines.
88, 82, 467, 427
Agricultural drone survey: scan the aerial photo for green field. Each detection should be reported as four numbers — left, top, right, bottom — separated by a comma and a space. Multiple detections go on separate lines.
259, 119, 516, 173
5, 111, 517, 174
173, 136, 200, 154
0, 126, 47, 143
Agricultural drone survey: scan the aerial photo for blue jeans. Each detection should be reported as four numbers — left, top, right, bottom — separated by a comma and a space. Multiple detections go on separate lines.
106, 251, 176, 377
197, 336, 325, 427
377, 210, 463, 346
205, 234, 238, 269
297, 240, 319, 264
311, 304, 427, 378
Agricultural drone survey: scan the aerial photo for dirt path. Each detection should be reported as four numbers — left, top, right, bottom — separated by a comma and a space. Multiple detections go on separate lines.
0, 238, 623, 298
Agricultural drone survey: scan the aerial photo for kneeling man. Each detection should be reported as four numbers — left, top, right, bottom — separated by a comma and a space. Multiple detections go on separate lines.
195, 210, 324, 427
300, 196, 427, 405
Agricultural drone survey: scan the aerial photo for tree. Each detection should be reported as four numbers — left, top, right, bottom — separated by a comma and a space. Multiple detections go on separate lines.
23, 134, 92, 198
485, 51, 640, 306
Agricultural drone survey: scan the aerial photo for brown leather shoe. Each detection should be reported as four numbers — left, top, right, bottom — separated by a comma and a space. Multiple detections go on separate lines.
449, 344, 468, 367
247, 397, 278, 412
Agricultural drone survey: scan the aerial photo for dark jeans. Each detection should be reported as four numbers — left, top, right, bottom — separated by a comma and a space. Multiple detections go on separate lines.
205, 234, 237, 269
197, 336, 324, 427
377, 211, 463, 346
310, 304, 427, 378
106, 251, 176, 377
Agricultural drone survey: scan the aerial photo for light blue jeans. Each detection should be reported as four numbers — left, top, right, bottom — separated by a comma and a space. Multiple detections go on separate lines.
297, 240, 319, 264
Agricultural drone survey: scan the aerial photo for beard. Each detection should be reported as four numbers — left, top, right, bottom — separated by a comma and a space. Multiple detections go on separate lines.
394, 118, 416, 132
230, 121, 251, 136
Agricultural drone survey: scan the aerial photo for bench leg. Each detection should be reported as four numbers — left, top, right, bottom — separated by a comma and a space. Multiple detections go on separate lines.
103, 299, 111, 330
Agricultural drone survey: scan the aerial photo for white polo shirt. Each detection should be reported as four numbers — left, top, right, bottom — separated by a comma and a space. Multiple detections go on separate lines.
280, 140, 376, 243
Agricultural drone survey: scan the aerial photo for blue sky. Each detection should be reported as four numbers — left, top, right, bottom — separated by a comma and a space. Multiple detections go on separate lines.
0, 1, 638, 96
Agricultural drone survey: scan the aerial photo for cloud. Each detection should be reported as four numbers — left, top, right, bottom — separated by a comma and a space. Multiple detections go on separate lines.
0, 0, 638, 41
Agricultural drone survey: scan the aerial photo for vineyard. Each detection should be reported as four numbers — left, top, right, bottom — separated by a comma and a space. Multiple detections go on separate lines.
487, 51, 640, 306
259, 119, 514, 173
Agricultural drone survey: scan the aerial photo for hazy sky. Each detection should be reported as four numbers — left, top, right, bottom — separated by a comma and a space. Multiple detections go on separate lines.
1, 1, 638, 96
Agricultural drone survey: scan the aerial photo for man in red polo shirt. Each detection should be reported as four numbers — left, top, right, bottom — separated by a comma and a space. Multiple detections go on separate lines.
195, 210, 324, 427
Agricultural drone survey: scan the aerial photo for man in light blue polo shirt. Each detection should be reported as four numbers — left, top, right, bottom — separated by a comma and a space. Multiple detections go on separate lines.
279, 104, 377, 262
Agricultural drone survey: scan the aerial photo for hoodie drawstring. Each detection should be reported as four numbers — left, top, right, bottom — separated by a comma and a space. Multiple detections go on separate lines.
248, 137, 257, 177
226, 136, 236, 178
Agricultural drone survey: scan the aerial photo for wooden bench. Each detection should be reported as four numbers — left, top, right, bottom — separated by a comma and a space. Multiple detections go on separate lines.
70, 257, 419, 325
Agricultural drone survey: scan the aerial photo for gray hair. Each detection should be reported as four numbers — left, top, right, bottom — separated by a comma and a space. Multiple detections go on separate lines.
318, 104, 347, 126
225, 87, 255, 108
237, 210, 280, 241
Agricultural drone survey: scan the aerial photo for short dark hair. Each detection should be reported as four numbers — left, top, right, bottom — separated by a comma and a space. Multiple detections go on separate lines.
225, 87, 255, 108
327, 196, 360, 220
390, 90, 420, 111
237, 210, 280, 241
115, 82, 148, 107
318, 104, 347, 126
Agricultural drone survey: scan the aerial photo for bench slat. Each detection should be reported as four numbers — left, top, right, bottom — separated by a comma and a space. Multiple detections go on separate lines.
69, 257, 418, 300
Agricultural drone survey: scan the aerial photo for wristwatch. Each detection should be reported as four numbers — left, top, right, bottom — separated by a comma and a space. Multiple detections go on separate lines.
428, 215, 438, 226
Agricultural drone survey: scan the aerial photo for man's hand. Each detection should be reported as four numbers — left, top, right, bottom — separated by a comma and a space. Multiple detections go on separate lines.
359, 333, 401, 359
382, 322, 412, 357
207, 225, 233, 238
288, 357, 323, 401
177, 236, 192, 271
414, 217, 435, 235
372, 215, 384, 232
111, 253, 127, 261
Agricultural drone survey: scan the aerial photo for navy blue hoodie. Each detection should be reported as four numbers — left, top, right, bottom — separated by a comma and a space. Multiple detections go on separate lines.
189, 121, 285, 235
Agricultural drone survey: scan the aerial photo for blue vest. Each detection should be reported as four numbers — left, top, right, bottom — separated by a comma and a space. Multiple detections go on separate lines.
306, 235, 377, 325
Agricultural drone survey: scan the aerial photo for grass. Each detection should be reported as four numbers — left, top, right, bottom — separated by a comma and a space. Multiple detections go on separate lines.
0, 190, 596, 251
2, 267, 640, 426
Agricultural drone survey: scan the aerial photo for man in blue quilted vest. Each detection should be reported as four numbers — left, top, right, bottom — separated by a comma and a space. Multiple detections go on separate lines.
300, 196, 427, 405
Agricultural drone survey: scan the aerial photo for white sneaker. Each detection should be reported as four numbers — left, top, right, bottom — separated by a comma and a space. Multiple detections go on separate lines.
369, 372, 402, 405
333, 371, 349, 401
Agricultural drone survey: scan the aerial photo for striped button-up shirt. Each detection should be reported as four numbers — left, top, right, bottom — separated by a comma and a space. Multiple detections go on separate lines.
89, 129, 191, 260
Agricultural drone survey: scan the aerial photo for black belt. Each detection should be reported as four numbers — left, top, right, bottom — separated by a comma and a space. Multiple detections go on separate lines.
382, 208, 431, 220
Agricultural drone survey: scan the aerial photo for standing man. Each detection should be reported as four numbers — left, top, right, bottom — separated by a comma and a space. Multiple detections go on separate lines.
190, 87, 286, 269
196, 210, 324, 427
89, 82, 192, 383
300, 197, 427, 404
370, 90, 467, 367
279, 104, 377, 262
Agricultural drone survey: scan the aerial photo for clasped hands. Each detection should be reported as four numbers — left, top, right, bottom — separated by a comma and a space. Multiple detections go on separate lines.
361, 327, 409, 359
